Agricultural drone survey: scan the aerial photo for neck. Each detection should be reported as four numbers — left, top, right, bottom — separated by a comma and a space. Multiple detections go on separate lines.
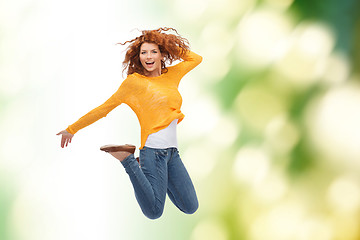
144, 69, 162, 77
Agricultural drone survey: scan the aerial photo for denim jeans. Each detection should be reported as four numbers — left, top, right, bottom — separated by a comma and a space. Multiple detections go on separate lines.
120, 147, 198, 219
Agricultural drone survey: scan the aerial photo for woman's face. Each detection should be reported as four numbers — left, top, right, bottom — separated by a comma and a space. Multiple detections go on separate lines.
139, 42, 163, 77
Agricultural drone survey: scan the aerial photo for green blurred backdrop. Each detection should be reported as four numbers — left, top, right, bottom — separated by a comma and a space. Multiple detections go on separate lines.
1, 0, 360, 239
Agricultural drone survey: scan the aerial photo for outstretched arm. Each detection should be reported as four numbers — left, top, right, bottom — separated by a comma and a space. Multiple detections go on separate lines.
56, 79, 129, 148
64, 82, 127, 135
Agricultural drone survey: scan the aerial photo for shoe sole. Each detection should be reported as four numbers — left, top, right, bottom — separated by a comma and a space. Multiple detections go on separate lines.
100, 144, 136, 154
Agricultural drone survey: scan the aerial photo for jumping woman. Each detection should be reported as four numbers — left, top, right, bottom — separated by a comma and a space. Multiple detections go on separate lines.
57, 27, 202, 219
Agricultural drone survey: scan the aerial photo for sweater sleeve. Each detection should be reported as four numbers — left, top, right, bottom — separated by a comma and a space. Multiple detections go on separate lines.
66, 83, 126, 135
172, 50, 202, 78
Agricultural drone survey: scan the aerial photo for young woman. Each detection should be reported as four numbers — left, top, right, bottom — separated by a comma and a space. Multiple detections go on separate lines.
57, 27, 202, 219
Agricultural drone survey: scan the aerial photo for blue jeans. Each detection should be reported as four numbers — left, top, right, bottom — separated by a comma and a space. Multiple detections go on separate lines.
120, 147, 198, 219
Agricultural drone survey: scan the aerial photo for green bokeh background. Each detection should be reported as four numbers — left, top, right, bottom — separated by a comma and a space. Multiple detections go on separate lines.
1, 0, 360, 239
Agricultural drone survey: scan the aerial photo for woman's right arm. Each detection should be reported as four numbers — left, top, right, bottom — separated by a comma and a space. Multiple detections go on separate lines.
57, 80, 129, 148
65, 93, 122, 135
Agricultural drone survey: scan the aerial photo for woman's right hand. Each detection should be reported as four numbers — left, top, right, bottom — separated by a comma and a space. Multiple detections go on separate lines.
56, 130, 74, 148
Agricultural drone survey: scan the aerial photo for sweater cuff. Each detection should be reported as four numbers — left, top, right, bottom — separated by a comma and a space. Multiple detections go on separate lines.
66, 126, 76, 135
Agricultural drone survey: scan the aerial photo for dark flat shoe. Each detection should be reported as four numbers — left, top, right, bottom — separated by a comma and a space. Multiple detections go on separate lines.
100, 144, 136, 154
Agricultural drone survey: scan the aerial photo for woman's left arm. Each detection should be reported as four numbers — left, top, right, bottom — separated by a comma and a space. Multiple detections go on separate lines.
180, 50, 203, 73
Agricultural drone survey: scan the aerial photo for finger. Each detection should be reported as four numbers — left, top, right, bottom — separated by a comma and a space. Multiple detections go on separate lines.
66, 138, 71, 147
61, 136, 65, 148
57, 130, 65, 136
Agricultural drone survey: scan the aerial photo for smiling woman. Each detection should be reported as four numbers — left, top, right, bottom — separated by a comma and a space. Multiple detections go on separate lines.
56, 27, 202, 220
119, 28, 190, 76
139, 42, 163, 77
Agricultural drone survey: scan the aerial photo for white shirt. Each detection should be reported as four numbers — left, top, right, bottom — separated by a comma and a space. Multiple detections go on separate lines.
145, 119, 178, 149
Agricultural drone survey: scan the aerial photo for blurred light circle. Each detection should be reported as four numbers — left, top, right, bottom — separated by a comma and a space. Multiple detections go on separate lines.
233, 145, 270, 185
306, 82, 360, 170
322, 52, 350, 85
236, 8, 293, 69
274, 22, 335, 88
327, 176, 360, 213
264, 114, 300, 155
235, 84, 286, 132
252, 170, 288, 203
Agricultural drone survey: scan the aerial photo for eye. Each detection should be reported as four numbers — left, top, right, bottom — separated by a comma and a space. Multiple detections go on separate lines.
141, 51, 146, 54
152, 50, 158, 53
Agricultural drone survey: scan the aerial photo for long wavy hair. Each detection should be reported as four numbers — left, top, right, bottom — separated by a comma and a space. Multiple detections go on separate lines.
118, 27, 190, 76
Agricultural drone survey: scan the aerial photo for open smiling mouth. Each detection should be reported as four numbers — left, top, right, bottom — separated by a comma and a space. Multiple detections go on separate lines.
146, 62, 155, 67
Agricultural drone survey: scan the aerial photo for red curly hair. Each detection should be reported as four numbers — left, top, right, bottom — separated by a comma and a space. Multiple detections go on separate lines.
118, 27, 190, 76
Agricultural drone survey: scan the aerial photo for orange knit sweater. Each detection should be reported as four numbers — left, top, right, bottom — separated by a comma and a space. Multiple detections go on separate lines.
66, 50, 202, 149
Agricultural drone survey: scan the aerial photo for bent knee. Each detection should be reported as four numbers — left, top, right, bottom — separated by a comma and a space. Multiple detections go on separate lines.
183, 201, 199, 215
144, 208, 164, 220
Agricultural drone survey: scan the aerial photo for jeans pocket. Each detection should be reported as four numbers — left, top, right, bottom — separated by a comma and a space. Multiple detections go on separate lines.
155, 149, 168, 159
